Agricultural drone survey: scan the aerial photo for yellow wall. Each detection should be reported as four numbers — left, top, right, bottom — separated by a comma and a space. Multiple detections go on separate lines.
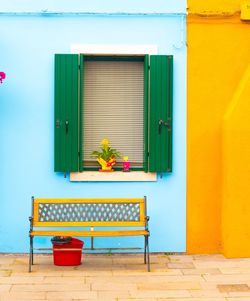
222, 66, 250, 257
187, 0, 250, 255
188, 0, 240, 14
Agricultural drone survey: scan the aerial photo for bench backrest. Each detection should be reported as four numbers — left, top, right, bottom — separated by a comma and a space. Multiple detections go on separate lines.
32, 197, 147, 227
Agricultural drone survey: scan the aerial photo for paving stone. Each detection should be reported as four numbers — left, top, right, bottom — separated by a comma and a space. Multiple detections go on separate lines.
61, 270, 92, 276
11, 283, 90, 292
227, 291, 250, 297
129, 289, 191, 298
97, 290, 131, 299
0, 264, 31, 272
119, 299, 157, 301
220, 267, 250, 274
83, 257, 113, 265
203, 274, 250, 283
46, 291, 98, 299
156, 254, 170, 261
217, 284, 250, 293
0, 285, 11, 292
200, 282, 225, 290
226, 297, 250, 301
182, 268, 222, 275
0, 257, 16, 264
157, 268, 183, 275
86, 275, 140, 284
69, 270, 113, 276
43, 276, 86, 284
24, 270, 64, 276
86, 274, 186, 284
138, 281, 201, 290
0, 291, 46, 300
158, 298, 226, 301
36, 264, 72, 271
167, 262, 195, 269
0, 276, 44, 284
168, 254, 194, 262
189, 289, 228, 297
112, 257, 146, 264
13, 258, 28, 265
92, 282, 137, 291
0, 270, 11, 277
95, 296, 116, 301
193, 254, 226, 261
194, 261, 250, 269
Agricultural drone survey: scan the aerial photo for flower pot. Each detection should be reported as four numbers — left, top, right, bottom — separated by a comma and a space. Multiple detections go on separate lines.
97, 157, 116, 171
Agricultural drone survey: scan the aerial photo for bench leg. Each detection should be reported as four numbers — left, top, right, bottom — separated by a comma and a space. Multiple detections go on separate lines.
91, 237, 94, 250
146, 236, 150, 272
29, 236, 33, 272
31, 238, 34, 265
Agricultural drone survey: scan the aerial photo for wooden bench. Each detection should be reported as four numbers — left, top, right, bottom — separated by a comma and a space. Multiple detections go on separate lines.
29, 197, 150, 272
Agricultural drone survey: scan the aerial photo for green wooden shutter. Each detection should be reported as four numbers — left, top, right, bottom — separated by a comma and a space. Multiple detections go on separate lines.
54, 54, 79, 172
148, 55, 173, 172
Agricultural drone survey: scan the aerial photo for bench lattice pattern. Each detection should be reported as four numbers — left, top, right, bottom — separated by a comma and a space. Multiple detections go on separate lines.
38, 202, 140, 222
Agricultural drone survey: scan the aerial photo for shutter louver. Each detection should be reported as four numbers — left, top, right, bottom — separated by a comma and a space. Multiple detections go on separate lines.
82, 60, 144, 168
54, 54, 79, 172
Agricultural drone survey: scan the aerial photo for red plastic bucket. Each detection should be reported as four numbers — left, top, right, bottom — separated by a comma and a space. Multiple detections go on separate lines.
52, 238, 84, 266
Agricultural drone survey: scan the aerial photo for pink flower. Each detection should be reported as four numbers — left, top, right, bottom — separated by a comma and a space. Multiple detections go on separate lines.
0, 72, 6, 83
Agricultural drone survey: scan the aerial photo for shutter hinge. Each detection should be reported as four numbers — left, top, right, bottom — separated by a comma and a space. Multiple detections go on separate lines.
78, 151, 80, 157
148, 65, 150, 70
78, 65, 80, 70
147, 152, 150, 157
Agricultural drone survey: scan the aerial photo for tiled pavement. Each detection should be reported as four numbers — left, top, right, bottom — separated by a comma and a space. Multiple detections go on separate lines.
0, 253, 249, 300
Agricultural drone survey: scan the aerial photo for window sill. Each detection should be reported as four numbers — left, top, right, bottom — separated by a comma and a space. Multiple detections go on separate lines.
70, 171, 157, 182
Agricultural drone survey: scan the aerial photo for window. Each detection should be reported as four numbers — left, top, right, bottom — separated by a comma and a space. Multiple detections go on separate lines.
83, 57, 144, 170
54, 54, 173, 173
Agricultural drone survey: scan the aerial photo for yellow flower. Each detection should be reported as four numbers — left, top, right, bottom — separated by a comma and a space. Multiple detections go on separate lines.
101, 138, 109, 147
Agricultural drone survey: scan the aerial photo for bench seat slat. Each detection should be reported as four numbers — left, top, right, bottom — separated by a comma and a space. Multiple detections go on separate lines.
30, 230, 149, 237
33, 221, 146, 227
35, 198, 144, 204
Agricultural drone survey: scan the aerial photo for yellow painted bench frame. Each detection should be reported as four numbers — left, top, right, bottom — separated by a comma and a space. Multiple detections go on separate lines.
29, 197, 150, 272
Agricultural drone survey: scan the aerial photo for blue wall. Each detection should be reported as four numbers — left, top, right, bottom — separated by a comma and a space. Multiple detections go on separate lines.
0, 0, 185, 14
0, 1, 186, 252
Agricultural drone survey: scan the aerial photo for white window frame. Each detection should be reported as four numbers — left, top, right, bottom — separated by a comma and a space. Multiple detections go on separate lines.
70, 44, 158, 182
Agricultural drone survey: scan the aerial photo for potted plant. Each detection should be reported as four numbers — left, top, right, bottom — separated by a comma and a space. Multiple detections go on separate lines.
91, 138, 121, 172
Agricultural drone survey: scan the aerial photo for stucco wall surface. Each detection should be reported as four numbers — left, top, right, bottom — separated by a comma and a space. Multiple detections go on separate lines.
0, 2, 186, 252
222, 65, 250, 258
187, 1, 250, 255
188, 0, 241, 14
0, 0, 186, 14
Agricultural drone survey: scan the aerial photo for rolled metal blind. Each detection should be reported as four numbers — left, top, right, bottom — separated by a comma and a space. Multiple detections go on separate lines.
82, 60, 144, 168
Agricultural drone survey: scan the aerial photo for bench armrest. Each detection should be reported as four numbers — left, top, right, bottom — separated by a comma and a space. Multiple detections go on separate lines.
29, 216, 33, 233
145, 215, 150, 231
